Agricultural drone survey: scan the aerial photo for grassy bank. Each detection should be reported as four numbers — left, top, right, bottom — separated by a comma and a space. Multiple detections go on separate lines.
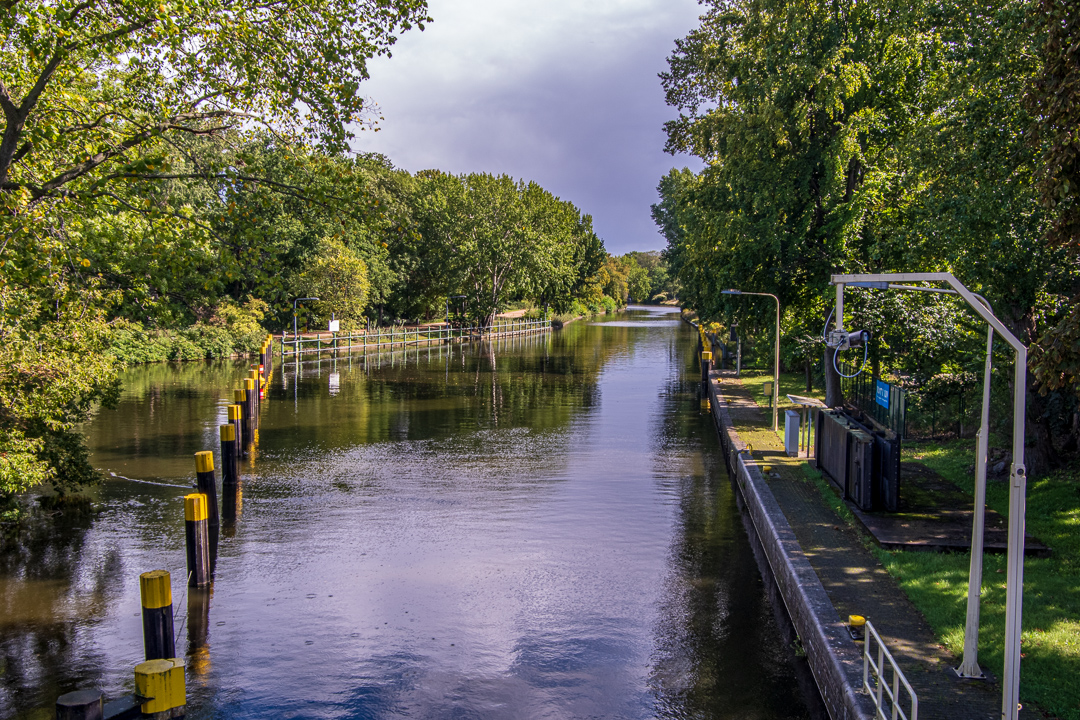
888, 440, 1080, 720
726, 371, 1080, 718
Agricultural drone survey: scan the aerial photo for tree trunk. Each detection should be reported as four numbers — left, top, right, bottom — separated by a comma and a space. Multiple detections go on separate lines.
824, 345, 843, 407
1025, 372, 1057, 477
805, 358, 813, 392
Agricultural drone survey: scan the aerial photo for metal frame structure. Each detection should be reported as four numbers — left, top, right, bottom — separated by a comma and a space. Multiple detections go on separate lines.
832, 273, 1027, 720
722, 289, 781, 432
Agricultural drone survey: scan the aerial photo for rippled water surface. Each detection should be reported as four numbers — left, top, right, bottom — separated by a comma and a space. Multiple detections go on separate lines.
1, 306, 819, 719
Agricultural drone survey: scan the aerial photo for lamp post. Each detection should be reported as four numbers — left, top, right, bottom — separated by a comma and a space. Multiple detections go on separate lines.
832, 273, 1027, 720
721, 289, 780, 432
292, 297, 319, 350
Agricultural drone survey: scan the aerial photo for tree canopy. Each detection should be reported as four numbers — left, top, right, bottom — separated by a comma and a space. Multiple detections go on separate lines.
656, 0, 1080, 473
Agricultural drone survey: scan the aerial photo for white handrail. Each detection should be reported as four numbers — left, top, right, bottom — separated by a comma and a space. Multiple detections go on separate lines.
863, 620, 918, 720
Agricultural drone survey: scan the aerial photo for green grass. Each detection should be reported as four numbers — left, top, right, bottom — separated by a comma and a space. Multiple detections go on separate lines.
723, 371, 1080, 717
735, 369, 825, 414
884, 440, 1080, 719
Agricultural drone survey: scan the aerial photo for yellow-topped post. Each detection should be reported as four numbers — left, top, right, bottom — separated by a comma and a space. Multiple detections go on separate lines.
134, 657, 185, 719
228, 402, 245, 458
184, 493, 210, 587
194, 451, 219, 551
220, 423, 238, 486
139, 570, 175, 660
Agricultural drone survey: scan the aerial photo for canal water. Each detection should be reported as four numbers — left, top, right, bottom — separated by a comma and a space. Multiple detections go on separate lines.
0, 306, 820, 719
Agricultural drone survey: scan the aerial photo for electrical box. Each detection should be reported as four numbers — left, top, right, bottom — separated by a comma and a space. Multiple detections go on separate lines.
785, 410, 800, 457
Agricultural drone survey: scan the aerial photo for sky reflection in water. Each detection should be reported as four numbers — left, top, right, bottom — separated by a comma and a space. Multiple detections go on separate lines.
0, 306, 817, 719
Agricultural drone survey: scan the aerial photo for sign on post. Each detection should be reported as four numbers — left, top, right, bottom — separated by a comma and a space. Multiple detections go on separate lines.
328, 319, 340, 332
875, 380, 890, 409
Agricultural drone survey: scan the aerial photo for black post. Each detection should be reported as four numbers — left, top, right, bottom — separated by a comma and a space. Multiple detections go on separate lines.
56, 689, 103, 720
220, 424, 238, 487
243, 378, 256, 439
194, 451, 219, 569
194, 452, 219, 535
184, 493, 210, 588
229, 402, 246, 459
139, 570, 176, 660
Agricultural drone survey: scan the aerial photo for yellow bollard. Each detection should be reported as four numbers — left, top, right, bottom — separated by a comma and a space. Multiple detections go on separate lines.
220, 423, 238, 486
134, 657, 185, 719
193, 451, 218, 541
228, 403, 244, 458
848, 614, 866, 640
139, 570, 175, 660
184, 493, 210, 587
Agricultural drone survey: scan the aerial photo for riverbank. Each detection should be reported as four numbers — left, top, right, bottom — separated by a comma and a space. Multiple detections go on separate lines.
703, 364, 1037, 719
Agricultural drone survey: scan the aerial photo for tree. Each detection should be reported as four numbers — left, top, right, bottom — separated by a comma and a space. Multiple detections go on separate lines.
295, 238, 371, 331
1029, 0, 1080, 407
0, 0, 429, 500
626, 258, 650, 303
407, 172, 603, 326
1, 0, 430, 203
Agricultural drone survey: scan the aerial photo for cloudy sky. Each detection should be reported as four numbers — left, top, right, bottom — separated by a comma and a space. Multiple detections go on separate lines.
349, 0, 705, 256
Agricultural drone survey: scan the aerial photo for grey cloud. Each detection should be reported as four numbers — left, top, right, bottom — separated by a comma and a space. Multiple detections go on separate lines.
351, 0, 703, 254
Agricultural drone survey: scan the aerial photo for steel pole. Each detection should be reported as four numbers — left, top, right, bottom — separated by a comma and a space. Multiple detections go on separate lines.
1002, 344, 1028, 720
773, 294, 780, 433
957, 322, 994, 678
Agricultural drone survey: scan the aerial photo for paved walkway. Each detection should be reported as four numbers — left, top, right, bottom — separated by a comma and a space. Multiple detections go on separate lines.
711, 369, 1035, 720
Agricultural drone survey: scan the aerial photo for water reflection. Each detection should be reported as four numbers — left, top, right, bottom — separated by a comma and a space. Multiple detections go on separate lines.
1, 306, 818, 718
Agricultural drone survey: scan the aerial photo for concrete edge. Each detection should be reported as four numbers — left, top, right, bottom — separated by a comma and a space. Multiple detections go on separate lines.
706, 374, 875, 720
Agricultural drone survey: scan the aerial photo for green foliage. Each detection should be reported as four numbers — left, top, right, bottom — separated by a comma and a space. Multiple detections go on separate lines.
402, 171, 605, 324
295, 238, 371, 331
0, 283, 119, 499
1, 0, 429, 501
658, 0, 1080, 471
107, 298, 268, 363
1, 0, 431, 203
1028, 0, 1080, 401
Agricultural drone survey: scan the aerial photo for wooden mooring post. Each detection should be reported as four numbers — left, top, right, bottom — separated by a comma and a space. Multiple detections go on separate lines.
55, 689, 103, 720
184, 493, 210, 588
139, 571, 175, 660
220, 424, 238, 487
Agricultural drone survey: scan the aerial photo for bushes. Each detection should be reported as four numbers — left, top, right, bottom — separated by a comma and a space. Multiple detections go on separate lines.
108, 299, 268, 365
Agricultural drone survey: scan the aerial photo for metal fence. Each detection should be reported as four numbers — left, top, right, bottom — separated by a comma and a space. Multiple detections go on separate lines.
863, 620, 918, 720
840, 364, 907, 438
280, 318, 552, 357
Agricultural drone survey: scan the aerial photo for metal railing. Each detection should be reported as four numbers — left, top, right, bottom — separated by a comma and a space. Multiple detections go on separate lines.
840, 363, 907, 438
863, 620, 918, 720
279, 318, 552, 357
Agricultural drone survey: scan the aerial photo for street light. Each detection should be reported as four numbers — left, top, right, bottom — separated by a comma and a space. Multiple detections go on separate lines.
832, 273, 1027, 720
292, 297, 320, 341
721, 289, 780, 432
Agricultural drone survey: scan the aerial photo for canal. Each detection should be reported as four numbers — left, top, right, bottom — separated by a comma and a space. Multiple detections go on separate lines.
1, 306, 821, 719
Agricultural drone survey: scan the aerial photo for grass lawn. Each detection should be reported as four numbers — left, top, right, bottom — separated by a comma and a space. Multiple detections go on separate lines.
725, 370, 1080, 718
732, 368, 826, 413
892, 440, 1080, 720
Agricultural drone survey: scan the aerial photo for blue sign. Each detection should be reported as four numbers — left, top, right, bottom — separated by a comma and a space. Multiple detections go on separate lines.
875, 380, 891, 409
